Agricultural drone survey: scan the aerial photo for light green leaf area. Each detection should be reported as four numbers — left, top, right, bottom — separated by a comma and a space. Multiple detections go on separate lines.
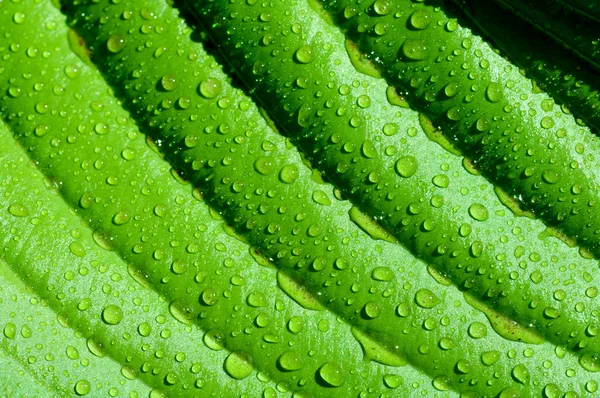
0, 0, 599, 397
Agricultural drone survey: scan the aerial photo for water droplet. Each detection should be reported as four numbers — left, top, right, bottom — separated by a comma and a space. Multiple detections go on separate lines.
69, 242, 86, 258
224, 351, 253, 380
372, 267, 394, 281
318, 362, 345, 387
106, 34, 126, 53
312, 190, 331, 206
357, 94, 371, 108
444, 82, 458, 98
481, 350, 500, 366
579, 352, 600, 372
544, 384, 562, 398
541, 116, 555, 129
288, 316, 304, 334
542, 170, 560, 184
74, 380, 91, 396
64, 64, 81, 79
204, 329, 225, 351
373, 0, 392, 15
432, 375, 451, 391
86, 337, 106, 358
468, 203, 489, 221
278, 351, 303, 371
138, 322, 151, 337
169, 299, 194, 325
3, 323, 16, 339
415, 289, 440, 309
199, 78, 222, 99
297, 103, 312, 127
77, 298, 91, 311
486, 82, 503, 102
476, 117, 490, 132
13, 12, 26, 24
247, 291, 267, 307
294, 45, 314, 64
8, 203, 29, 217
383, 123, 398, 136
395, 156, 417, 177
401, 39, 430, 61
160, 74, 179, 91
201, 288, 219, 306
112, 211, 130, 225
362, 301, 381, 319
409, 10, 432, 30
446, 106, 462, 121
468, 322, 487, 338
432, 174, 449, 188
456, 359, 471, 374
343, 5, 358, 19
383, 374, 402, 389
543, 307, 560, 319
94, 122, 109, 135
66, 345, 79, 360
8, 86, 21, 98
512, 364, 530, 384
101, 305, 123, 325
279, 164, 299, 184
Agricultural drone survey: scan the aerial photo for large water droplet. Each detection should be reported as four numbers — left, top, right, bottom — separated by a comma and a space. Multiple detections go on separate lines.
101, 305, 123, 325
395, 156, 418, 177
106, 34, 126, 53
294, 45, 315, 64
278, 351, 303, 371
401, 39, 430, 61
318, 362, 345, 387
409, 10, 432, 30
415, 288, 440, 309
224, 351, 253, 380
199, 77, 222, 99
579, 352, 600, 372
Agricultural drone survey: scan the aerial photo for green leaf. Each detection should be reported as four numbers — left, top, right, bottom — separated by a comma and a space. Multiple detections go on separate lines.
449, 0, 600, 134
0, 0, 599, 397
494, 0, 600, 69
318, 0, 600, 258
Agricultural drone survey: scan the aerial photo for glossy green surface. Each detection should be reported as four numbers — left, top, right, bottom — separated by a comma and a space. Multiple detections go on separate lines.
495, 0, 600, 69
452, 0, 600, 134
319, 0, 600, 260
0, 0, 599, 396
